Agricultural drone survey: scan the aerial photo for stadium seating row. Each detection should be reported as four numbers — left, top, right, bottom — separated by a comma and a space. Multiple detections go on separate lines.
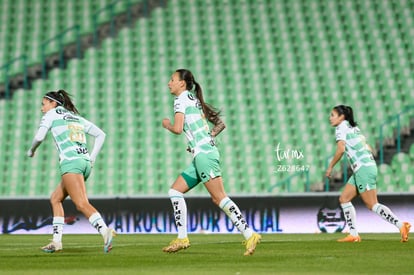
378, 149, 414, 192
0, 0, 140, 75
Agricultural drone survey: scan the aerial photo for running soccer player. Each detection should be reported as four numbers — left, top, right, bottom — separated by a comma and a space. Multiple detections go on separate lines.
161, 69, 261, 256
27, 90, 115, 253
326, 105, 411, 242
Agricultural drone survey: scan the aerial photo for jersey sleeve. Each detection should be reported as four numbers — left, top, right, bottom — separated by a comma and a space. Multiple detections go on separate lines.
82, 118, 106, 162
335, 123, 346, 142
83, 118, 105, 138
39, 110, 55, 130
174, 96, 186, 114
83, 118, 101, 136
28, 110, 55, 154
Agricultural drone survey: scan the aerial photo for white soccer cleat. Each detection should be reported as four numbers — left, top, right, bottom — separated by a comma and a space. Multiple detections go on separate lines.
41, 241, 62, 253
104, 229, 116, 253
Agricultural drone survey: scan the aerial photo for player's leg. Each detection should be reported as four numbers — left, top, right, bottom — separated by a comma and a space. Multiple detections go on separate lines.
62, 172, 114, 252
163, 174, 192, 253
197, 152, 252, 237
41, 182, 67, 253
359, 166, 410, 242
169, 175, 191, 239
361, 189, 411, 242
204, 176, 253, 237
204, 176, 261, 255
62, 173, 97, 217
198, 152, 261, 255
337, 181, 360, 242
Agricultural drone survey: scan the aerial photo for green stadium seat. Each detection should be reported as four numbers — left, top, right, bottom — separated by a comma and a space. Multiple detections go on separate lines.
377, 164, 395, 192
390, 152, 412, 190
391, 152, 411, 171
0, 0, 143, 76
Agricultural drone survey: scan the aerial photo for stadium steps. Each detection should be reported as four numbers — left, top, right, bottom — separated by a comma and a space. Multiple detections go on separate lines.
0, 0, 166, 99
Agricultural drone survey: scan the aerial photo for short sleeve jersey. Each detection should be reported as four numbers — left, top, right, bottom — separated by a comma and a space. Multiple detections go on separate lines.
174, 91, 216, 156
335, 120, 375, 172
39, 106, 92, 162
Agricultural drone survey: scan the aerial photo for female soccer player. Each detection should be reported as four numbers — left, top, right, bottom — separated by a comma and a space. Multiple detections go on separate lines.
326, 105, 410, 242
27, 90, 115, 253
162, 69, 261, 256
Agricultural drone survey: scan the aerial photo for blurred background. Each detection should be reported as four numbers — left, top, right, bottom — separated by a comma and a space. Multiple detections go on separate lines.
0, 0, 413, 199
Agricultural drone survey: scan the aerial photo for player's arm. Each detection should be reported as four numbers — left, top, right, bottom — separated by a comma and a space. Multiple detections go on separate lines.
325, 140, 345, 178
27, 126, 48, 157
27, 113, 53, 157
162, 112, 184, 135
210, 117, 226, 137
84, 120, 106, 164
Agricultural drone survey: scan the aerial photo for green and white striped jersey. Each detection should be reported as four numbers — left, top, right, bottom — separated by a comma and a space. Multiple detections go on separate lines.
335, 120, 375, 172
174, 91, 216, 157
38, 106, 94, 162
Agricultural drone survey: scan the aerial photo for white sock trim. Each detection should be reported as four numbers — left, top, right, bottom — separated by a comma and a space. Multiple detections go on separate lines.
372, 203, 380, 212
341, 202, 353, 209
53, 216, 64, 225
88, 212, 102, 225
219, 197, 230, 208
168, 188, 184, 198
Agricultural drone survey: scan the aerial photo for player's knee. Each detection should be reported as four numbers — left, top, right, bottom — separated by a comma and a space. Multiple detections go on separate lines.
50, 192, 62, 205
49, 196, 57, 205
338, 195, 347, 205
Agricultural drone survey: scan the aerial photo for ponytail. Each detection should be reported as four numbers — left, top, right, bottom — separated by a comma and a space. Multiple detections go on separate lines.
333, 105, 357, 127
193, 81, 221, 125
44, 89, 79, 114
176, 69, 221, 125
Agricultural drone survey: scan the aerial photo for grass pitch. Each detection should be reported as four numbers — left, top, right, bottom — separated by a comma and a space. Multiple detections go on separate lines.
1, 233, 413, 274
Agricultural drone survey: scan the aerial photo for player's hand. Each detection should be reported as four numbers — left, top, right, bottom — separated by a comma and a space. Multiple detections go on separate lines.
162, 118, 171, 129
27, 149, 34, 158
325, 167, 332, 178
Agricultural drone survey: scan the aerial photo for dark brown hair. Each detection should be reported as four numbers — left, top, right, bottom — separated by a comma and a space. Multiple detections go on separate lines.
44, 89, 79, 114
176, 69, 221, 124
333, 105, 357, 127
